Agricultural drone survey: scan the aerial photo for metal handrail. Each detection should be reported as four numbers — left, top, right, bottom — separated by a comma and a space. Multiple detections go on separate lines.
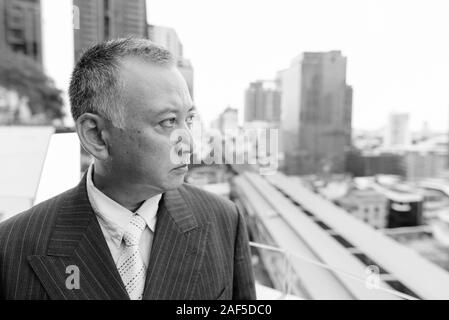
249, 241, 418, 300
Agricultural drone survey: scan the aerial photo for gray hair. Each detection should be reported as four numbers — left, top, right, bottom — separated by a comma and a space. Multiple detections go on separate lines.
69, 37, 175, 128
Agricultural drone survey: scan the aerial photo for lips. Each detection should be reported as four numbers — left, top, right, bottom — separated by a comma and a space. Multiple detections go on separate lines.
173, 164, 188, 170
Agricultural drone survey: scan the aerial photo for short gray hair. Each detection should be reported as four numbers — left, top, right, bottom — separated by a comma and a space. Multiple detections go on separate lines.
69, 37, 175, 128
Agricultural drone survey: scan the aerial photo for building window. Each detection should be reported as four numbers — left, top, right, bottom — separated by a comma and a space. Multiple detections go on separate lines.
104, 16, 110, 38
33, 42, 38, 57
104, 0, 109, 11
10, 29, 23, 39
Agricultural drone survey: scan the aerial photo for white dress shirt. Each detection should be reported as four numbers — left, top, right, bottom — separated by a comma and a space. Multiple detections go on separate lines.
85, 164, 162, 268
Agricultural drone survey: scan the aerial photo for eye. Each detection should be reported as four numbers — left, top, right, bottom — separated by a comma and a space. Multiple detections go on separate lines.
186, 114, 196, 126
160, 117, 176, 128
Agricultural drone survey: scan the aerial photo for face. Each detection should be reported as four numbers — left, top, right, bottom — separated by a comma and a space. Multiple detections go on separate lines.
106, 57, 195, 194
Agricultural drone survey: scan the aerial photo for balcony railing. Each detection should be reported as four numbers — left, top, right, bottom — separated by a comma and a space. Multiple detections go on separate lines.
250, 241, 418, 300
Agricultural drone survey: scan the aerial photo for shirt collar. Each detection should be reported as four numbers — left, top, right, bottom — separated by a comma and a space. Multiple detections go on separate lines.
85, 164, 162, 247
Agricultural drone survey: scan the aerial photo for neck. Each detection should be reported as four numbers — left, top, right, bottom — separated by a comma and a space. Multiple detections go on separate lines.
91, 164, 161, 212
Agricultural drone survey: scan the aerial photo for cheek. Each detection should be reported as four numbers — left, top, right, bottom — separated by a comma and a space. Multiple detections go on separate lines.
118, 132, 142, 156
110, 129, 146, 162
133, 131, 174, 162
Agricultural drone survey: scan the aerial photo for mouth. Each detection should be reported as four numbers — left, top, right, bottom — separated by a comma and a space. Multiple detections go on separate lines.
172, 164, 188, 171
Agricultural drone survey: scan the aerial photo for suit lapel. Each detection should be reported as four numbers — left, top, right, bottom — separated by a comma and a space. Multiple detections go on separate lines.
142, 187, 210, 300
28, 176, 129, 300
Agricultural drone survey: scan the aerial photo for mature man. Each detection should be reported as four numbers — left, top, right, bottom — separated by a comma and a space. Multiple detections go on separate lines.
0, 38, 256, 300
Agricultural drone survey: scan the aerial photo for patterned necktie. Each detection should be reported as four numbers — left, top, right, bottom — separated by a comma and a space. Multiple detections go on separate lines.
117, 214, 147, 300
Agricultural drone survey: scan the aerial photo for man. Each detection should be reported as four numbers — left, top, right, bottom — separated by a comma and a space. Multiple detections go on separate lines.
0, 38, 256, 300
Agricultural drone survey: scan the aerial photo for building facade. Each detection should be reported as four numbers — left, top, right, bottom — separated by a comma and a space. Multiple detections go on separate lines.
404, 134, 448, 180
336, 188, 388, 229
244, 80, 281, 124
148, 24, 182, 62
73, 0, 147, 61
216, 106, 238, 134
384, 113, 411, 150
177, 58, 194, 99
0, 0, 42, 64
345, 150, 406, 177
148, 24, 194, 99
405, 152, 447, 181
279, 51, 352, 175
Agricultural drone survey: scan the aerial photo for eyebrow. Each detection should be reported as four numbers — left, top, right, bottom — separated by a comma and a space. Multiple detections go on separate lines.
155, 105, 196, 117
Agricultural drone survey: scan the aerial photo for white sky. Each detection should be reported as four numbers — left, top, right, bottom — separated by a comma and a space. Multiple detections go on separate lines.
42, 0, 449, 132
41, 0, 74, 125
147, 0, 449, 132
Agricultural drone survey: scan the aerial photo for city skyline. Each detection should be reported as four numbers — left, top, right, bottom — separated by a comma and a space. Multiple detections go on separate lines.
39, 0, 449, 131
147, 0, 449, 132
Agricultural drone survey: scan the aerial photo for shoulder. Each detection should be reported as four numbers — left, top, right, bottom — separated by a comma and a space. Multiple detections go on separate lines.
0, 189, 72, 252
178, 182, 238, 213
177, 183, 239, 223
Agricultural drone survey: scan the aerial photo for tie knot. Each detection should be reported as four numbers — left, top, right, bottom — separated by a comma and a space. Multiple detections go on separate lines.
123, 214, 146, 246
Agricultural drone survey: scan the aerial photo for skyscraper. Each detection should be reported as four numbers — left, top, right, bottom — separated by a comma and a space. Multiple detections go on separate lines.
384, 113, 411, 150
148, 24, 194, 99
279, 51, 352, 175
178, 58, 194, 99
148, 24, 183, 62
244, 80, 281, 124
214, 106, 238, 134
73, 0, 147, 61
0, 0, 42, 64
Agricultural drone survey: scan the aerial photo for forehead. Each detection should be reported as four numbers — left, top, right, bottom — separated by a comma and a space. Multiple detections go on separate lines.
119, 57, 192, 116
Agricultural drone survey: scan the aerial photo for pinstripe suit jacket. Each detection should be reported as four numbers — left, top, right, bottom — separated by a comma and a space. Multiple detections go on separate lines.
0, 175, 256, 300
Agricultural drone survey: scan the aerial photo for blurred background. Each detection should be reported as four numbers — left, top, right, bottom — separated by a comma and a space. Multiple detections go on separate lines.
1, 0, 449, 300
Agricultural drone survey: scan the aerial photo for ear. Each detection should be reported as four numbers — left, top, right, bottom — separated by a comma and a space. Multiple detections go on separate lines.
75, 113, 111, 161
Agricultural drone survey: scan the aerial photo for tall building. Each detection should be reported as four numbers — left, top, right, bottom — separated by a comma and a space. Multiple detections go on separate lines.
178, 58, 194, 99
73, 0, 147, 61
279, 51, 352, 175
148, 25, 183, 62
244, 80, 281, 124
384, 113, 411, 149
0, 0, 42, 64
148, 24, 194, 99
216, 106, 238, 134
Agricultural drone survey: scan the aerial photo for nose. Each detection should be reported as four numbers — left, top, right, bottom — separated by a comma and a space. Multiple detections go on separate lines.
179, 125, 193, 154
170, 127, 194, 164
178, 132, 193, 155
